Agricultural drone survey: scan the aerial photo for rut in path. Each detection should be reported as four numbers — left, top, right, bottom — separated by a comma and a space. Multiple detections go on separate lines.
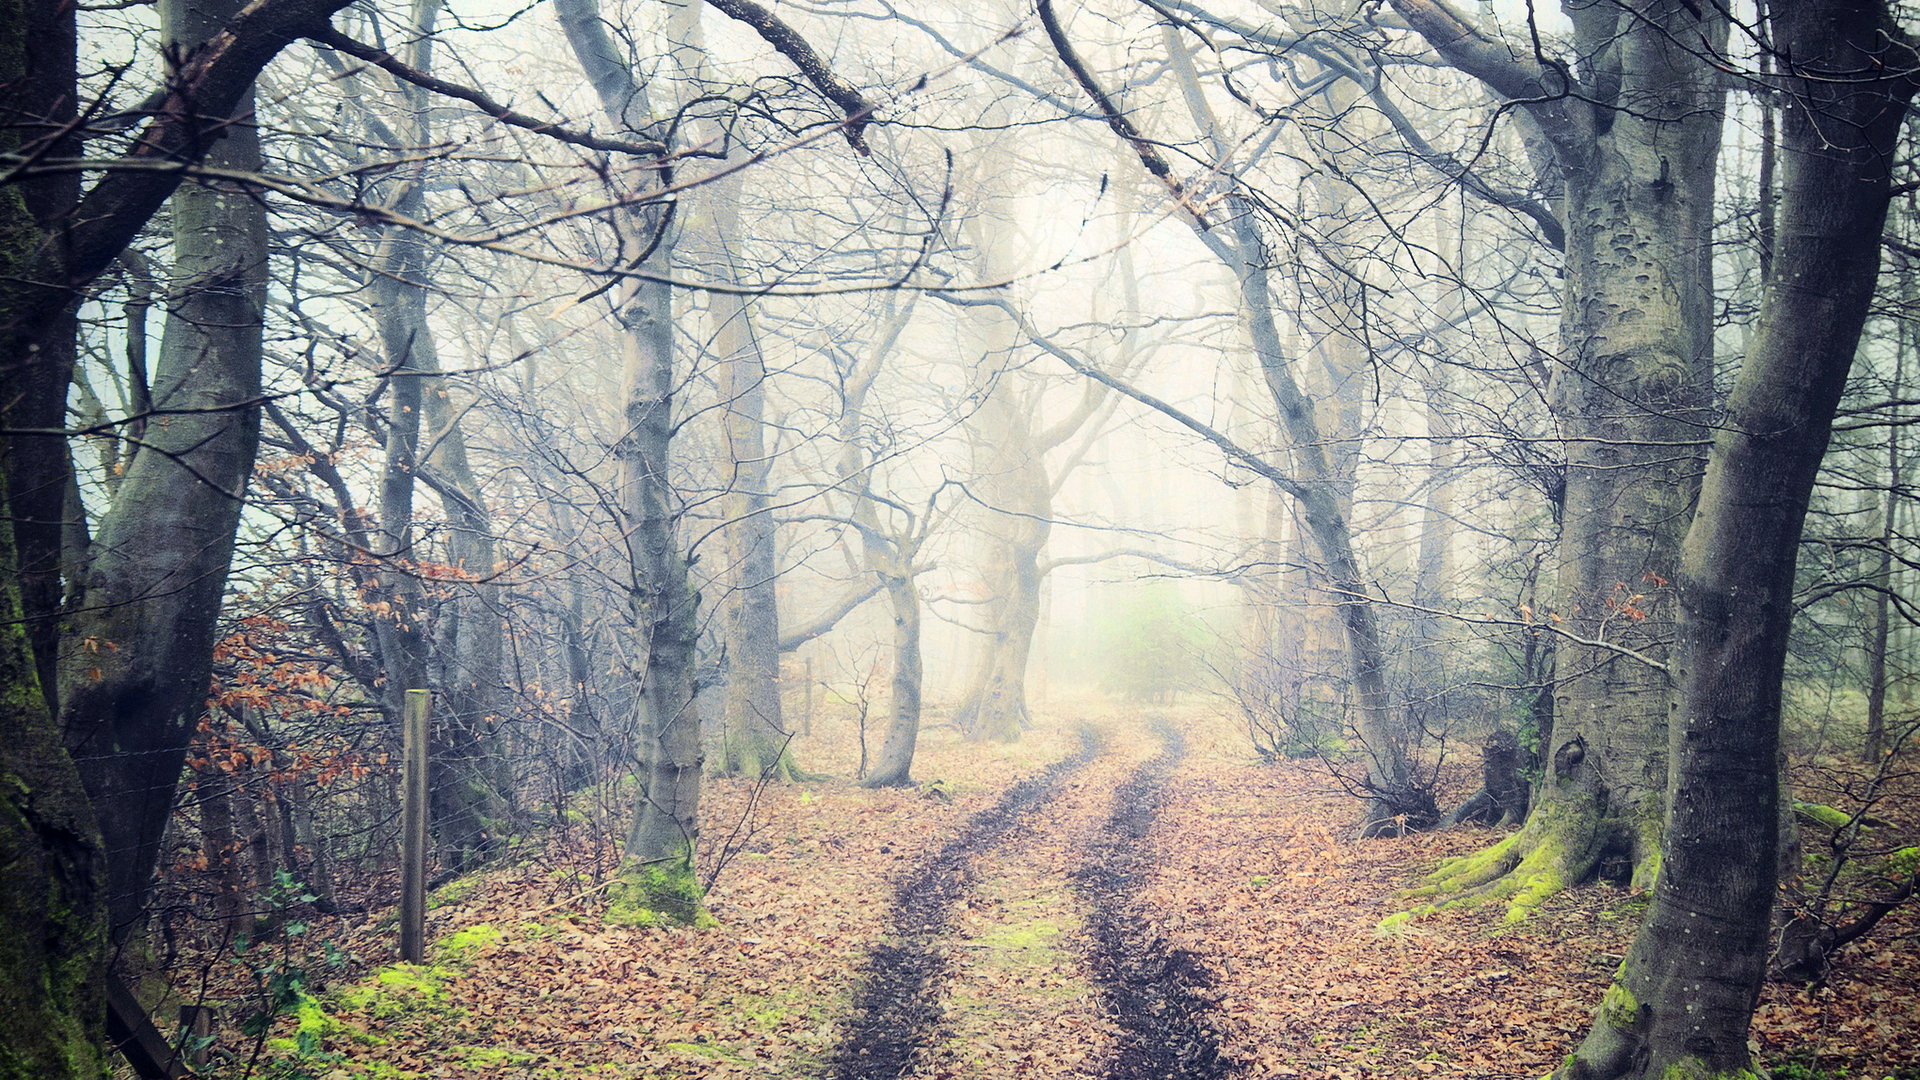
1075, 718, 1239, 1080
828, 730, 1102, 1080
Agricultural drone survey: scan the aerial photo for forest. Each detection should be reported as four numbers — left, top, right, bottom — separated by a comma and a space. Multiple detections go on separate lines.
2, 0, 1919, 1078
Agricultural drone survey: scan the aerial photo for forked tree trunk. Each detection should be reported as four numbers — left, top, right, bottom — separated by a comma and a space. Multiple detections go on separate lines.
951, 289, 1051, 745
1558, 7, 1917, 1077
1395, 0, 1721, 903
59, 0, 270, 939
832, 295, 927, 788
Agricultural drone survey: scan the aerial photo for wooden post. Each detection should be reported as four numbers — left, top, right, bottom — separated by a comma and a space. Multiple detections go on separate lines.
400, 688, 430, 962
178, 1005, 215, 1070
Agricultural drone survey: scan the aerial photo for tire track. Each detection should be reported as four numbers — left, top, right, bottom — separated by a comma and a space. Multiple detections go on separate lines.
1074, 717, 1239, 1080
829, 729, 1103, 1080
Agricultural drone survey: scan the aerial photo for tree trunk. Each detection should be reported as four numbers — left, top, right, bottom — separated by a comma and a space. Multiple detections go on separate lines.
554, 0, 705, 915
711, 185, 795, 782
832, 295, 926, 788
1557, 6, 1916, 1077
954, 485, 1046, 745
59, 0, 270, 939
1863, 335, 1903, 765
0, 510, 107, 1080
856, 571, 921, 787
0, 0, 79, 715
1397, 0, 1722, 904
194, 755, 245, 937
952, 315, 1051, 745
1225, 203, 1431, 834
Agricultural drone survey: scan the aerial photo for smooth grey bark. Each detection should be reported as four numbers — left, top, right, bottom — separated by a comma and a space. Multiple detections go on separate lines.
59, 0, 271, 938
710, 185, 795, 783
944, 197, 1119, 745
946, 210, 1054, 745
553, 0, 704, 884
1409, 217, 1462, 726
1394, 0, 1723, 896
1559, 6, 1917, 1076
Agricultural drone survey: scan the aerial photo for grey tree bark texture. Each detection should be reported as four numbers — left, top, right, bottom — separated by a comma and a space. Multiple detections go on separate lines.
58, 0, 272, 939
1558, 6, 1918, 1077
553, 0, 706, 906
1395, 0, 1723, 902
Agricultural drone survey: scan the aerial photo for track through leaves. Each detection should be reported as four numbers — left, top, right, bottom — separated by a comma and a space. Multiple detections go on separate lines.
198, 705, 1918, 1080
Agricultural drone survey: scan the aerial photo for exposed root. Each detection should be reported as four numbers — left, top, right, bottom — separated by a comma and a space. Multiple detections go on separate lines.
1398, 800, 1611, 923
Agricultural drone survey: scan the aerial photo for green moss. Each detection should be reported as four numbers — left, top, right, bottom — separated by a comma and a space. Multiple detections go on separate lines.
1407, 830, 1525, 898
427, 876, 482, 910
1655, 1062, 1760, 1080
432, 923, 502, 966
1793, 802, 1856, 831
606, 861, 710, 927
1632, 847, 1662, 892
1885, 846, 1918, 880
1376, 909, 1425, 935
338, 963, 457, 1024
1597, 983, 1639, 1029
1503, 868, 1568, 923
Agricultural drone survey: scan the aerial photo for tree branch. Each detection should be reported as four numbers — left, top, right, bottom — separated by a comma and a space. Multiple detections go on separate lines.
1036, 0, 1211, 228
932, 290, 1307, 499
1386, 0, 1590, 163
704, 0, 875, 155
312, 28, 669, 158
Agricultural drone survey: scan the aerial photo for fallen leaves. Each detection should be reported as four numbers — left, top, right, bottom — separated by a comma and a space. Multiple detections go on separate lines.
171, 704, 1917, 1080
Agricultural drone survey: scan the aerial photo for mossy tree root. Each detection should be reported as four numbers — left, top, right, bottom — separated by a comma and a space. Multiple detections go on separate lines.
1402, 801, 1612, 923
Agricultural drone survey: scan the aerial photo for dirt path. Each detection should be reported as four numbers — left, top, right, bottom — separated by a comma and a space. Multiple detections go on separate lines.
831, 717, 1241, 1080
829, 729, 1104, 1079
1073, 718, 1236, 1080
222, 706, 1920, 1080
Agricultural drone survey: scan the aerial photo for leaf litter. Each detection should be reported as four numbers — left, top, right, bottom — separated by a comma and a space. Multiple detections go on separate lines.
200, 704, 1917, 1080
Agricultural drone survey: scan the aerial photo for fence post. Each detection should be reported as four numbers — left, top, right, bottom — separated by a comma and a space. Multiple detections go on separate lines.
400, 688, 430, 962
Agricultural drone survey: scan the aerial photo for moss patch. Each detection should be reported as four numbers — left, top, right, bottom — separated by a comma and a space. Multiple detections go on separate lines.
606, 861, 711, 927
427, 875, 483, 910
433, 922, 503, 965
1598, 982, 1639, 1029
